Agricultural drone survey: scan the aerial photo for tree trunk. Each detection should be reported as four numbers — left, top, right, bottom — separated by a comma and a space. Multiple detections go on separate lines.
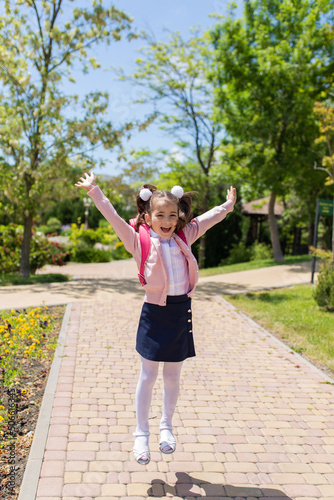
20, 213, 33, 277
268, 190, 285, 262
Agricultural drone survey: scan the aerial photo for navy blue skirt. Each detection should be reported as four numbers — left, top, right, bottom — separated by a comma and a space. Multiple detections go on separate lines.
136, 294, 196, 362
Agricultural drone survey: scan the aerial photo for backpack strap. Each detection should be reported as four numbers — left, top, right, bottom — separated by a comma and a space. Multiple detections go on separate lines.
129, 218, 149, 285
176, 229, 187, 245
137, 224, 151, 285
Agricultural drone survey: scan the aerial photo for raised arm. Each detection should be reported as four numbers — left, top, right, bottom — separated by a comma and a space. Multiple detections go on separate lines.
75, 172, 97, 191
183, 186, 237, 245
75, 172, 139, 258
226, 186, 237, 206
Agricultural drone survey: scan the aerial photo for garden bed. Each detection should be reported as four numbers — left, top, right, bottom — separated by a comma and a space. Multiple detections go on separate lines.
0, 305, 65, 499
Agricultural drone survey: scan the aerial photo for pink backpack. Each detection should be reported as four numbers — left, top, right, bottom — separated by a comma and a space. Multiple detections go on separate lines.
129, 219, 187, 286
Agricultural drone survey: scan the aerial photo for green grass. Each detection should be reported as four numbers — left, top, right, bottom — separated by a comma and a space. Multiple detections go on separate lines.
198, 254, 312, 277
224, 284, 334, 376
0, 273, 70, 286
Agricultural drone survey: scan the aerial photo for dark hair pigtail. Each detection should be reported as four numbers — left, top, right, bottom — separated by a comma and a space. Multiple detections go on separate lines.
177, 192, 194, 231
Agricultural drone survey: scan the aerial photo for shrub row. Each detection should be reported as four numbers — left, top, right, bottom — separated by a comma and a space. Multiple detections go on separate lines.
0, 224, 68, 274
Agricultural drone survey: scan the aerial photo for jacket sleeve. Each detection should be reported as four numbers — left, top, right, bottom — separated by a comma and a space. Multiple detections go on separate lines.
87, 185, 140, 257
183, 199, 234, 246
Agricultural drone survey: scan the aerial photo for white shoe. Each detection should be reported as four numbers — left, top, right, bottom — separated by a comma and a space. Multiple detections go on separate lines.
159, 425, 176, 454
133, 431, 150, 465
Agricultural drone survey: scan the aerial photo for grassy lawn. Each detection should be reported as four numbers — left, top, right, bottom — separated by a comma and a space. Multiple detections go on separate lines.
0, 273, 70, 286
224, 284, 334, 377
198, 254, 312, 277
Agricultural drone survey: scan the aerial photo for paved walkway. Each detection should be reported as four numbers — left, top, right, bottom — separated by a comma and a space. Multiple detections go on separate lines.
6, 261, 334, 500
0, 260, 317, 310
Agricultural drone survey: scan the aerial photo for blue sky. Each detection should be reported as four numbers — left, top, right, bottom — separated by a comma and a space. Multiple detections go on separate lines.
76, 0, 244, 176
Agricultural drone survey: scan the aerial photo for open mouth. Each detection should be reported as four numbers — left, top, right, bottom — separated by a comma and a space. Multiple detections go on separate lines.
161, 227, 172, 234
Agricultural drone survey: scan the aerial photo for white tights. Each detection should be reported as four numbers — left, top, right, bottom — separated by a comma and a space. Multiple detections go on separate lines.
135, 356, 183, 433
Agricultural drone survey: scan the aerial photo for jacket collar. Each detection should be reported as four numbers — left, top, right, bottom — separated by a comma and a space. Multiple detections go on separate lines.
150, 228, 179, 245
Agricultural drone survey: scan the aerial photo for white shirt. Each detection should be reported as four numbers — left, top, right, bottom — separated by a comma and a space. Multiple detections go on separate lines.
150, 229, 190, 296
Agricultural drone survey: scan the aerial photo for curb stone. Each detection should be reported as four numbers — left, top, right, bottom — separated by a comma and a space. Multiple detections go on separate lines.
17, 303, 72, 500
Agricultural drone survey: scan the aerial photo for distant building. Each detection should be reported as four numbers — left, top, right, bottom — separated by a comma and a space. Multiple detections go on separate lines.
242, 197, 309, 255
242, 197, 283, 243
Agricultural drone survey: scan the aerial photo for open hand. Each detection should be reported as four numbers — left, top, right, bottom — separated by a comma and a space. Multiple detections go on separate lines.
226, 186, 237, 206
75, 172, 97, 191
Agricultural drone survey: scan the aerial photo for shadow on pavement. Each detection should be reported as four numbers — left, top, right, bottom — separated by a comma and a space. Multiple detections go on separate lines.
0, 278, 143, 299
51, 277, 144, 298
148, 472, 291, 498
196, 281, 258, 297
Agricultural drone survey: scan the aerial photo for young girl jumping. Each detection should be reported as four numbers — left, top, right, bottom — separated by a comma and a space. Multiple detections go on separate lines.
75, 172, 237, 465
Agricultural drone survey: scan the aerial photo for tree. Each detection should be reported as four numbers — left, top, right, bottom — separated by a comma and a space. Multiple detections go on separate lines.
121, 30, 225, 267
314, 100, 334, 257
210, 0, 334, 261
155, 155, 242, 266
0, 0, 134, 276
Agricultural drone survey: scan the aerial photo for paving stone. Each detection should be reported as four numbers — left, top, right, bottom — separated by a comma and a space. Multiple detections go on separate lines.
20, 284, 334, 500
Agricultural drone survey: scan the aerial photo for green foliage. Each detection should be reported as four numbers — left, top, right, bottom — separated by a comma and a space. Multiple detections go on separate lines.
0, 224, 21, 273
124, 29, 227, 268
222, 242, 252, 265
313, 260, 334, 312
312, 246, 334, 311
0, 0, 134, 276
310, 246, 333, 262
250, 242, 272, 261
128, 29, 221, 169
111, 241, 132, 260
314, 101, 334, 185
210, 0, 334, 260
0, 224, 68, 274
67, 222, 131, 263
0, 306, 64, 393
210, 0, 334, 193
43, 217, 62, 235
69, 245, 112, 263
221, 241, 273, 265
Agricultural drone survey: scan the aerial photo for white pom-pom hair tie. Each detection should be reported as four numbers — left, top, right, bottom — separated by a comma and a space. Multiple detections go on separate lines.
139, 188, 153, 201
171, 185, 184, 199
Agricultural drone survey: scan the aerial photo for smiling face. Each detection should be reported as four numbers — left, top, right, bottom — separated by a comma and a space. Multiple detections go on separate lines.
145, 198, 179, 239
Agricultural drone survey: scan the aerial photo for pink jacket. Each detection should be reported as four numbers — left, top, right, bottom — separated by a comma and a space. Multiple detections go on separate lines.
88, 186, 234, 306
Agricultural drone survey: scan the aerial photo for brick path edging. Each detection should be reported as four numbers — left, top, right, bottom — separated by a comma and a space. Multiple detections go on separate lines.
18, 303, 72, 500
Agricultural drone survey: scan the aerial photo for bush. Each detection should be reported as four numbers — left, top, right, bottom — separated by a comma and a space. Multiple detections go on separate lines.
222, 242, 252, 265
37, 217, 62, 236
313, 260, 334, 312
46, 217, 62, 234
69, 245, 112, 263
30, 237, 69, 273
111, 241, 132, 260
250, 242, 272, 260
0, 224, 68, 274
67, 223, 131, 263
0, 224, 22, 273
